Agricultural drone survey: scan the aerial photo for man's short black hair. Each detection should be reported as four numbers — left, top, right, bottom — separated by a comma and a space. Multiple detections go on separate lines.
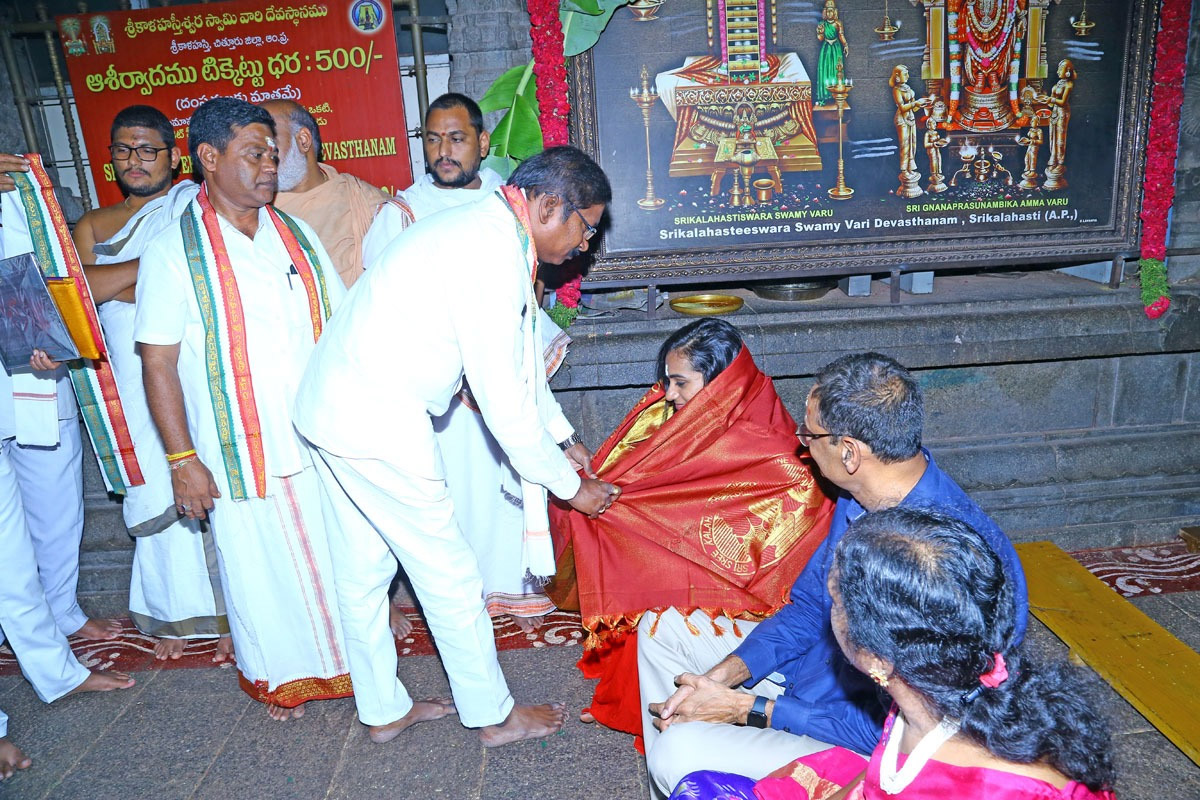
812, 352, 923, 463
188, 97, 275, 178
425, 92, 485, 136
110, 104, 174, 148
507, 146, 612, 219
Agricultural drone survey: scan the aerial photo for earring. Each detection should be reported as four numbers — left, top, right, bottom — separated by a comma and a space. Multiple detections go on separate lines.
868, 667, 890, 688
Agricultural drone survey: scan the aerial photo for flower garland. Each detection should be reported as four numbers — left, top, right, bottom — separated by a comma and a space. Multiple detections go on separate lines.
528, 0, 582, 328
1139, 0, 1191, 319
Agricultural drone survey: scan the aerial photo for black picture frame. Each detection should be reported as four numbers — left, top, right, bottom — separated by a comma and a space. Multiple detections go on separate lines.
569, 0, 1159, 287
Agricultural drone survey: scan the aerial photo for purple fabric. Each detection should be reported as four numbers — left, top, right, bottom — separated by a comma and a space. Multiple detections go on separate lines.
670, 770, 759, 800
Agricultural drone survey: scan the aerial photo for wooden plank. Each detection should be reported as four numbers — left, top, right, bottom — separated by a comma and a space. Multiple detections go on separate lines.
1015, 541, 1200, 767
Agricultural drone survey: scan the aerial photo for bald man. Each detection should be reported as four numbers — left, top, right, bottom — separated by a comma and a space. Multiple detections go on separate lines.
261, 100, 395, 287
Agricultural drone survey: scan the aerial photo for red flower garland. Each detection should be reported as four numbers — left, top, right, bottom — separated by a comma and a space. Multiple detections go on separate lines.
1139, 0, 1191, 315
528, 0, 582, 317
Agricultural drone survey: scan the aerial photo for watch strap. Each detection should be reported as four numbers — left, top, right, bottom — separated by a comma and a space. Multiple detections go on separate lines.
746, 694, 769, 729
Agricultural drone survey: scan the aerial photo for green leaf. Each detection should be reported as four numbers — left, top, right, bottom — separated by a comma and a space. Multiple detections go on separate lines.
478, 62, 533, 114
481, 153, 517, 180
561, 1, 627, 57
563, 0, 603, 14
489, 93, 544, 161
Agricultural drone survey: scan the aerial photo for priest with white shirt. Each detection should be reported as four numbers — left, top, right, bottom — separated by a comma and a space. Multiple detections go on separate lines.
294, 145, 620, 748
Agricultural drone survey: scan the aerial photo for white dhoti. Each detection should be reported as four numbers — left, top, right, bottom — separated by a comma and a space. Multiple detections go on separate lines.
639, 609, 833, 797
433, 398, 554, 618
9, 414, 87, 638
206, 467, 350, 705
310, 445, 514, 728
0, 438, 90, 704
98, 301, 226, 639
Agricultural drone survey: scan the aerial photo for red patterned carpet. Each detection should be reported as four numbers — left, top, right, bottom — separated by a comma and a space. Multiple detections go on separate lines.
4, 541, 1199, 677
0, 608, 584, 677
1070, 540, 1200, 597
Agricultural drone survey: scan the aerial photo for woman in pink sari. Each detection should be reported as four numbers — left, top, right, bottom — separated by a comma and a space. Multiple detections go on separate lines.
671, 508, 1117, 800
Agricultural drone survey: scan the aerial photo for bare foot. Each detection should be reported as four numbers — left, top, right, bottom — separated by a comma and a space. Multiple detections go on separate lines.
67, 670, 135, 695
579, 709, 596, 723
212, 635, 235, 664
512, 614, 545, 633
0, 737, 32, 781
71, 617, 122, 640
389, 604, 414, 639
368, 697, 457, 744
266, 702, 306, 721
479, 702, 566, 748
153, 637, 186, 660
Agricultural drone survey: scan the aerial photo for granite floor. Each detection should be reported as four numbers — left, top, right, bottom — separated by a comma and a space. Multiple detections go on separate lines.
1, 593, 1197, 800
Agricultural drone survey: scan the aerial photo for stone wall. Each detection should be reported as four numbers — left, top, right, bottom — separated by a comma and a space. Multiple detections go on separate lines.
444, 0, 530, 104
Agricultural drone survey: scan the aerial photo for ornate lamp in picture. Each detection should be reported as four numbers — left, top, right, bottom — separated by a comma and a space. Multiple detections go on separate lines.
628, 0, 665, 22
630, 65, 665, 210
828, 61, 854, 200
875, 0, 900, 42
1070, 0, 1096, 36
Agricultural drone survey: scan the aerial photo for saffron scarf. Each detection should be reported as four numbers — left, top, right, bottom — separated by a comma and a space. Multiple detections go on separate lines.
548, 347, 835, 746
180, 186, 332, 500
495, 184, 558, 580
7, 154, 143, 492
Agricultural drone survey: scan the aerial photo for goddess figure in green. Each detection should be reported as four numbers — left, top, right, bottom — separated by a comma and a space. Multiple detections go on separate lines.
816, 0, 850, 106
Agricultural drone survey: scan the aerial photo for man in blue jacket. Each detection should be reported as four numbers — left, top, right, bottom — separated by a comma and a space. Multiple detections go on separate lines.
639, 352, 1029, 796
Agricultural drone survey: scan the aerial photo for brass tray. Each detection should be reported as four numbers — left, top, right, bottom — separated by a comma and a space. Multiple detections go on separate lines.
669, 293, 744, 316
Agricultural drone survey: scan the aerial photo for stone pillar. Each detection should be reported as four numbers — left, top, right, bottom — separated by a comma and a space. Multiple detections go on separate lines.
444, 0, 531, 103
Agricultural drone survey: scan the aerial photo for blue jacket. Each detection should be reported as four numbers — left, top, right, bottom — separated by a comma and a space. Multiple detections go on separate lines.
731, 449, 1029, 755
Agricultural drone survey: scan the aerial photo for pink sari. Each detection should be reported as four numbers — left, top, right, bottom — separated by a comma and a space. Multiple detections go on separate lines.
753, 712, 1117, 800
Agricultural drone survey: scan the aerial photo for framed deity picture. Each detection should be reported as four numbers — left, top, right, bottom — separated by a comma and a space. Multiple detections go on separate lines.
569, 0, 1159, 286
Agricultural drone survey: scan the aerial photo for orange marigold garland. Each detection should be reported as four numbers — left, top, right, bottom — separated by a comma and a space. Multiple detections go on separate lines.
529, 0, 582, 328
1139, 0, 1191, 319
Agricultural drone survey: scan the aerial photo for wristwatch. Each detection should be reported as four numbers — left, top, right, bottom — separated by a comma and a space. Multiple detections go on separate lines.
558, 432, 582, 451
746, 695, 769, 729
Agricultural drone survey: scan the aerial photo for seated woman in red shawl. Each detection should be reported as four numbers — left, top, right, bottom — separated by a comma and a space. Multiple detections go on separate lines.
548, 319, 834, 748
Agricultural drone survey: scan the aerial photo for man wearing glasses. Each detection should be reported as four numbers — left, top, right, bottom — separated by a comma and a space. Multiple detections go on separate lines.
637, 352, 1029, 798
366, 93, 583, 638
294, 145, 620, 747
72, 105, 230, 664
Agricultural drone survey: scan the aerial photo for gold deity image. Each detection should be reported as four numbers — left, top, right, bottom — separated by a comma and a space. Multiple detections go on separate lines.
886, 0, 1078, 197
651, 0, 827, 206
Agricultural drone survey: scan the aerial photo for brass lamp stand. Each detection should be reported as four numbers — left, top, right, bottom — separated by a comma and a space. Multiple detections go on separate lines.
630, 65, 665, 210
827, 62, 854, 200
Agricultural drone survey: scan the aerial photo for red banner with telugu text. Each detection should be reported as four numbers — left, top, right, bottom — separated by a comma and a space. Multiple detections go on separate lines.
57, 0, 411, 208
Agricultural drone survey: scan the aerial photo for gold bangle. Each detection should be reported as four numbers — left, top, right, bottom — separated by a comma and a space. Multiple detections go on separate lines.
166, 448, 197, 463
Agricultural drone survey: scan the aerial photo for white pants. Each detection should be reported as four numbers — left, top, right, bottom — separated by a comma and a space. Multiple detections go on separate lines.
639, 609, 832, 797
8, 417, 86, 637
0, 438, 90, 705
0, 707, 7, 738
310, 444, 514, 728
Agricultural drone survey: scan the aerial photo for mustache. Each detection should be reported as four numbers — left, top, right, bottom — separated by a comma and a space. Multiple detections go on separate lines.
435, 157, 462, 169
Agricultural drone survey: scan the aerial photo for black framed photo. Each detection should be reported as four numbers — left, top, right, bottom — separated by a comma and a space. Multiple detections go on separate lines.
570, 0, 1158, 286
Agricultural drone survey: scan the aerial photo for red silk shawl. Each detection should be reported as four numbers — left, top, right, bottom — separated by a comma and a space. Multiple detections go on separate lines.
548, 347, 833, 743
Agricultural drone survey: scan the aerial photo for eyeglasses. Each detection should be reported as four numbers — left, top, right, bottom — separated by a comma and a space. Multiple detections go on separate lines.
572, 207, 598, 241
796, 422, 835, 448
108, 144, 170, 162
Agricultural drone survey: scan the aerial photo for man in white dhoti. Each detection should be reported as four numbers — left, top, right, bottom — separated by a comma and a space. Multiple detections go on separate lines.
367, 93, 571, 636
0, 155, 136, 781
0, 160, 120, 644
72, 105, 229, 662
294, 145, 620, 746
134, 98, 353, 721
